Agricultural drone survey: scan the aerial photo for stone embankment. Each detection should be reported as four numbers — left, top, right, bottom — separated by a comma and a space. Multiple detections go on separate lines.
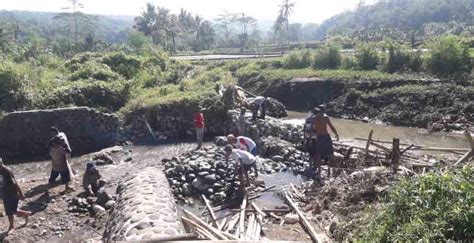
0, 107, 119, 162
103, 167, 184, 241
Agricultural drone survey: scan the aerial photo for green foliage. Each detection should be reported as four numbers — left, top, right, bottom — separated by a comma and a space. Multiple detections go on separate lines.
69, 61, 119, 81
313, 45, 341, 69
341, 56, 358, 70
101, 52, 141, 79
283, 49, 312, 69
0, 62, 32, 111
358, 166, 473, 241
385, 44, 410, 73
356, 44, 379, 70
38, 80, 131, 112
427, 36, 472, 76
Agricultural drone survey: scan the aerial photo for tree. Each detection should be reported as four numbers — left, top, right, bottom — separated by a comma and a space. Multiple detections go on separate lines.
128, 31, 149, 54
235, 13, 257, 52
215, 11, 234, 47
274, 0, 295, 46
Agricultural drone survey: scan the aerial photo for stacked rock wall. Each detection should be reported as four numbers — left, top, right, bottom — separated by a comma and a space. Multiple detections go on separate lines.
0, 107, 119, 162
103, 167, 184, 241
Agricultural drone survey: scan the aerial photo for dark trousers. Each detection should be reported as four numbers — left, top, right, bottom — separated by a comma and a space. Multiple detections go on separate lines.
252, 101, 267, 120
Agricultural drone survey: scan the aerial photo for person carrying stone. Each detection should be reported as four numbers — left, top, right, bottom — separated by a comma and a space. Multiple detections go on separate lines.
224, 145, 258, 192
227, 134, 257, 156
82, 161, 106, 197
1, 159, 31, 234
250, 96, 268, 121
237, 108, 247, 135
313, 105, 339, 178
48, 127, 74, 192
193, 107, 205, 150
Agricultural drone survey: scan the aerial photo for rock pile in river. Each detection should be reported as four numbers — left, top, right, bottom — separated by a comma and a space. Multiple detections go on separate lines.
163, 146, 251, 203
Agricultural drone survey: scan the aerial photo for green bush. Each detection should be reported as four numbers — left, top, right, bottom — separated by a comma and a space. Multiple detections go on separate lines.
38, 80, 131, 111
385, 44, 410, 73
341, 56, 358, 70
313, 45, 342, 69
69, 61, 120, 81
0, 63, 32, 111
283, 49, 312, 69
427, 36, 472, 76
409, 50, 423, 72
358, 166, 473, 241
356, 44, 379, 70
101, 52, 141, 79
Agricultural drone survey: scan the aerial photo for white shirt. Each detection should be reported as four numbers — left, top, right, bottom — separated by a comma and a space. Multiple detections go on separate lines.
231, 149, 256, 165
253, 96, 266, 106
234, 136, 256, 152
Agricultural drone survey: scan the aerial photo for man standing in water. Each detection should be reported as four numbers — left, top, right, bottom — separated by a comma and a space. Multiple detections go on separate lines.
313, 105, 339, 178
1, 159, 31, 234
48, 127, 74, 192
194, 107, 205, 150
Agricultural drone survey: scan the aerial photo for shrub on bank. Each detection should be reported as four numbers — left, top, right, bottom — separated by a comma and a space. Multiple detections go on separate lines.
312, 44, 342, 69
283, 49, 312, 69
358, 166, 473, 241
69, 61, 120, 81
427, 36, 472, 77
356, 44, 379, 70
0, 62, 33, 111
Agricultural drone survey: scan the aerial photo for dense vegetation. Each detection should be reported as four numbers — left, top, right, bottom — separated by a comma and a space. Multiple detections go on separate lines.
343, 165, 473, 241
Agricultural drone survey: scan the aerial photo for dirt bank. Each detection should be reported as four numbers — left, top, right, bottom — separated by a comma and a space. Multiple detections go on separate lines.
239, 76, 472, 131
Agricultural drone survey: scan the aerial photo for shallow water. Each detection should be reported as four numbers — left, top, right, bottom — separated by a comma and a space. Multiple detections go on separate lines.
284, 111, 469, 149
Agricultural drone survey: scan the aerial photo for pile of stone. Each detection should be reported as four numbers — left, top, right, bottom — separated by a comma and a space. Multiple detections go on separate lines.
68, 189, 115, 216
163, 146, 252, 203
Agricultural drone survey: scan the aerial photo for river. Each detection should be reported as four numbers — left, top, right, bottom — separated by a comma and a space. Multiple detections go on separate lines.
284, 111, 470, 149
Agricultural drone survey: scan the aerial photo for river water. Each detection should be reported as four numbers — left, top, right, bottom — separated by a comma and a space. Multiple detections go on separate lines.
284, 111, 470, 149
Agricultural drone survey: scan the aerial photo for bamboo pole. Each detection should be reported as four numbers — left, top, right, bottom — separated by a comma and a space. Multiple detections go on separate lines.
183, 209, 228, 240
285, 193, 324, 243
239, 196, 247, 239
391, 138, 400, 174
204, 194, 261, 216
244, 214, 255, 239
355, 137, 413, 146
225, 213, 240, 233
254, 215, 262, 240
411, 147, 470, 152
181, 216, 217, 240
452, 131, 473, 167
202, 194, 220, 228
370, 141, 392, 153
364, 130, 373, 159
250, 202, 267, 218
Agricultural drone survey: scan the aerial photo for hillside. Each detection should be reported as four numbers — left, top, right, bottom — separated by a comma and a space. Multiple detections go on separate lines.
318, 0, 473, 45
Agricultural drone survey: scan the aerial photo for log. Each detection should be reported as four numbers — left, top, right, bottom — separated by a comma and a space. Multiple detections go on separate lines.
183, 209, 229, 240
202, 194, 220, 228
251, 202, 267, 218
400, 144, 415, 155
239, 196, 247, 239
269, 212, 282, 221
181, 216, 217, 240
285, 193, 325, 243
452, 150, 473, 167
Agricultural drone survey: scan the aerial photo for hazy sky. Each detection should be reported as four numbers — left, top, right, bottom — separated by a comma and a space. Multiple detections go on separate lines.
0, 0, 377, 23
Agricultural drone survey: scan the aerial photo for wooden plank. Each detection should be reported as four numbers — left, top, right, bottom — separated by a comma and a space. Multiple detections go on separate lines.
285, 193, 325, 243
202, 194, 220, 228
225, 213, 240, 233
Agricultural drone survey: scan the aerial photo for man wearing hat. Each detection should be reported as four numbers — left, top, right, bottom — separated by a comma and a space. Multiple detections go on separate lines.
313, 105, 339, 178
0, 158, 31, 234
82, 161, 106, 197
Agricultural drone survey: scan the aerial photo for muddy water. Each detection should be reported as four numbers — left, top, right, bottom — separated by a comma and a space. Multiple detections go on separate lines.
285, 111, 470, 149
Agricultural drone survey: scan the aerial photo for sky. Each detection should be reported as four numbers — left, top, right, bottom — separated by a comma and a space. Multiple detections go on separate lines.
0, 0, 378, 24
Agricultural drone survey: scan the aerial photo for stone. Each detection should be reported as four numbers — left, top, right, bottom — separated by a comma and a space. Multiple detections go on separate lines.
92, 204, 106, 215
186, 174, 196, 182
271, 155, 284, 162
104, 200, 116, 209
204, 174, 217, 184
284, 214, 299, 224
198, 171, 209, 177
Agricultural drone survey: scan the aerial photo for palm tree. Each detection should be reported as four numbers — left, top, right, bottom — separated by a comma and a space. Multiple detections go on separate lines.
274, 0, 295, 46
